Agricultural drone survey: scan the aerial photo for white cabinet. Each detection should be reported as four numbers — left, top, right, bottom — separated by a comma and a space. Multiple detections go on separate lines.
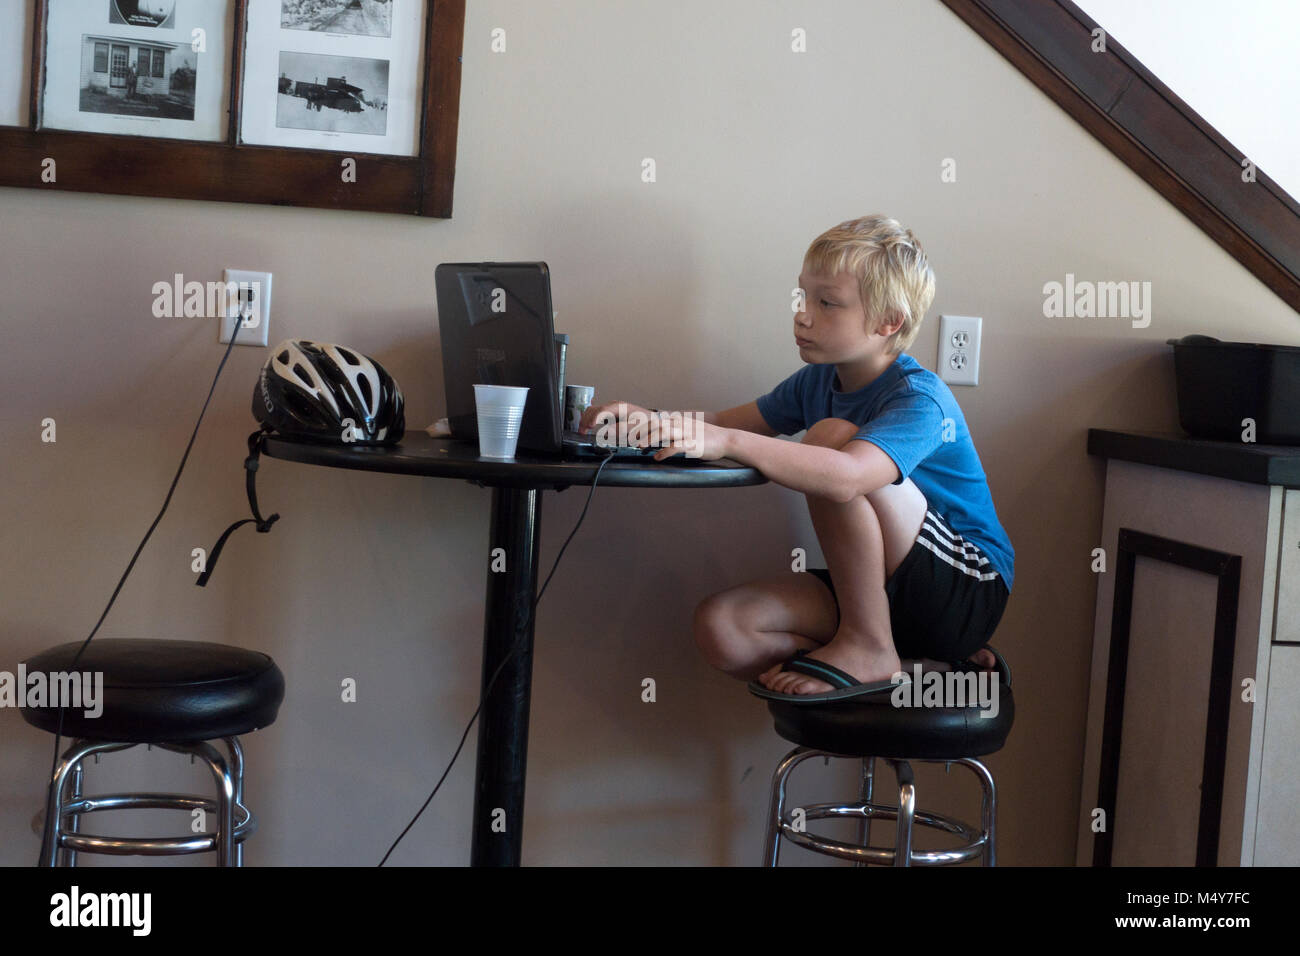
1253, 644, 1300, 865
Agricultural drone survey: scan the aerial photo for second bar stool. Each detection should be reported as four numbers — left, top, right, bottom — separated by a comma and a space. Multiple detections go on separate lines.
20, 638, 285, 867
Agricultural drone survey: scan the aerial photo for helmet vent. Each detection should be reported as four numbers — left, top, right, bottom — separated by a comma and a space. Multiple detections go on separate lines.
277, 349, 290, 363
292, 362, 314, 387
338, 347, 360, 365
357, 375, 373, 406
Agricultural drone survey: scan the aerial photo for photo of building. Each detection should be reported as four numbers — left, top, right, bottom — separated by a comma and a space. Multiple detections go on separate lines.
78, 34, 196, 120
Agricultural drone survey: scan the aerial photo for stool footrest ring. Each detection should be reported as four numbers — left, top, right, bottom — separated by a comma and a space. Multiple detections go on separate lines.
763, 749, 998, 867
797, 800, 979, 840
57, 792, 256, 856
779, 801, 987, 865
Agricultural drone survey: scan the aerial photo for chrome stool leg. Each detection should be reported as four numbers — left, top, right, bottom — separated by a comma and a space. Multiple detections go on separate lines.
158, 737, 255, 867
889, 760, 916, 867
854, 757, 876, 867
41, 739, 135, 868
956, 757, 997, 866
59, 760, 85, 868
762, 746, 826, 867
188, 741, 235, 867
224, 737, 246, 867
41, 744, 73, 868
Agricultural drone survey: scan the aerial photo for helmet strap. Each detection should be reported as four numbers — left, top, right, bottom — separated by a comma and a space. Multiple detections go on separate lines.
195, 427, 281, 587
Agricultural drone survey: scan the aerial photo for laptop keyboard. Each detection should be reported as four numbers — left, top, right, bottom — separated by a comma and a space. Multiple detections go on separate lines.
562, 430, 655, 456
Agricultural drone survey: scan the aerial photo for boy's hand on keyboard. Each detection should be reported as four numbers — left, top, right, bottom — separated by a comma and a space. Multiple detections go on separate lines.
578, 401, 652, 435
646, 417, 729, 462
577, 404, 729, 460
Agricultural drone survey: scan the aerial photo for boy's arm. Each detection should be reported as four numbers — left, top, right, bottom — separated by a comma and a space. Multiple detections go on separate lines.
666, 401, 777, 436
722, 430, 899, 502
666, 401, 898, 499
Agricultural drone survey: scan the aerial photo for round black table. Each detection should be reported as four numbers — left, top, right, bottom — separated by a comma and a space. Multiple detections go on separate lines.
260, 433, 767, 866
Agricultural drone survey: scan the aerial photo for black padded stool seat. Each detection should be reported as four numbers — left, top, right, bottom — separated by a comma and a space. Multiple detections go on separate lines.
20, 639, 284, 743
758, 652, 1016, 866
764, 662, 1014, 759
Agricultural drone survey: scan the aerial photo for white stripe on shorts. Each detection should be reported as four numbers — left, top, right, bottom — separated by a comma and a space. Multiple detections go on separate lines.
917, 510, 1001, 583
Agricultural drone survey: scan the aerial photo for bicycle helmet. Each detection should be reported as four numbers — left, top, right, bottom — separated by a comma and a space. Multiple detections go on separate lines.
254, 339, 405, 444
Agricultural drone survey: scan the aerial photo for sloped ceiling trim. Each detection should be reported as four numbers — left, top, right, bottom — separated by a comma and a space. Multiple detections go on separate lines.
939, 0, 1300, 314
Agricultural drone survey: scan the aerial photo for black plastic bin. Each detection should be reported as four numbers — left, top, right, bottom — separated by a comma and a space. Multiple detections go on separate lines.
1167, 334, 1300, 444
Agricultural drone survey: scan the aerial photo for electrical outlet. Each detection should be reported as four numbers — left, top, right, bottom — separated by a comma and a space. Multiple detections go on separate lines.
938, 314, 981, 386
218, 269, 272, 346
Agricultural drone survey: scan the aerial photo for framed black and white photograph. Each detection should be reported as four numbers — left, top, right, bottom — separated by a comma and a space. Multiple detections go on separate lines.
282, 0, 394, 39
109, 0, 178, 29
78, 34, 198, 121
276, 51, 388, 135
241, 0, 422, 156
2, 0, 464, 216
40, 0, 232, 141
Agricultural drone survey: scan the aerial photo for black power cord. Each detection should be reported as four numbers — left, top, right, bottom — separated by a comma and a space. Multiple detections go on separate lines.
378, 444, 620, 866
36, 309, 253, 865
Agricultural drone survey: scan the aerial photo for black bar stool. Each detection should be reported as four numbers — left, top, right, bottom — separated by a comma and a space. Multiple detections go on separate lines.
20, 639, 285, 867
755, 649, 1014, 866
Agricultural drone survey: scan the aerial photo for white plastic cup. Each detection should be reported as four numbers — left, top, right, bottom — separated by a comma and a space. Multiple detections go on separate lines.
565, 384, 595, 432
473, 384, 529, 458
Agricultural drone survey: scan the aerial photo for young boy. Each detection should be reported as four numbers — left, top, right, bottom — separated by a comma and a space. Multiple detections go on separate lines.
578, 215, 1012, 696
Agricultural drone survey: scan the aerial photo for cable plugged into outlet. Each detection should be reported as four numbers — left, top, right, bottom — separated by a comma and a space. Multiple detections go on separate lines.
219, 269, 272, 347
938, 314, 982, 386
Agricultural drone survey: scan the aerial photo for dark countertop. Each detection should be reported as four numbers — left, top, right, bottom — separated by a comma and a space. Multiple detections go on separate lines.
1088, 429, 1300, 487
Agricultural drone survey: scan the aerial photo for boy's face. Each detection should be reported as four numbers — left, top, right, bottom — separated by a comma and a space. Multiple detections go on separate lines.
794, 269, 893, 361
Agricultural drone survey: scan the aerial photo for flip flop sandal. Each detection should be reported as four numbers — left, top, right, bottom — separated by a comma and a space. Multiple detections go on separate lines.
747, 649, 910, 704
951, 645, 1011, 689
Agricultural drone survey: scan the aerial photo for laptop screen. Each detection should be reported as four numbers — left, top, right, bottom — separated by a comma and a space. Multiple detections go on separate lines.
435, 262, 563, 453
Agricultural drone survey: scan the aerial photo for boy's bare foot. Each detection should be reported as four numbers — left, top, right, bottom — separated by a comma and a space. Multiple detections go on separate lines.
757, 630, 902, 695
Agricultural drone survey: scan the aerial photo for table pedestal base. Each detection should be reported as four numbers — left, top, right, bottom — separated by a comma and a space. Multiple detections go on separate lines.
470, 486, 541, 867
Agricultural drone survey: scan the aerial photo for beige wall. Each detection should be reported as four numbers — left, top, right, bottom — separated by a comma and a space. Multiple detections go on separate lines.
2, 0, 1296, 866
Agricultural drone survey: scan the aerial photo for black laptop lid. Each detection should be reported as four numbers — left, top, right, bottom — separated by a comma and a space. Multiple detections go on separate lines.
435, 262, 562, 453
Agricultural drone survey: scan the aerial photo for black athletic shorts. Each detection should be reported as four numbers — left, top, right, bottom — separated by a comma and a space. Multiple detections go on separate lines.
808, 508, 1009, 662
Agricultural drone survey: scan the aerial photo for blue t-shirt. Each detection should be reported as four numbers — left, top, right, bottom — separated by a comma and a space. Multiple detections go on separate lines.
755, 353, 1014, 591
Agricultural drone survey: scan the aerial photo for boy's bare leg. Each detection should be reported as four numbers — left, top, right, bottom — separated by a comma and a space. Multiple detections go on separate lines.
758, 418, 926, 694
696, 416, 997, 690
693, 572, 840, 681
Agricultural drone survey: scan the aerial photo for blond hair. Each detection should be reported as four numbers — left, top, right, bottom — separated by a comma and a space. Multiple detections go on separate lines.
803, 215, 935, 356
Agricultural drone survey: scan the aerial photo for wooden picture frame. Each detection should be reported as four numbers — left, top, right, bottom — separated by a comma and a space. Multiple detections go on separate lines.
0, 0, 465, 216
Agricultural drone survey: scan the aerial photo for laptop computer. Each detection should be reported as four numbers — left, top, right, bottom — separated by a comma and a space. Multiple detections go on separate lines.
435, 261, 655, 458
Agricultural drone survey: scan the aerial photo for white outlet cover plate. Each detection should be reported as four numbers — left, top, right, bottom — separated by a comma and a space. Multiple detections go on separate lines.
938, 314, 981, 386
219, 269, 272, 346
